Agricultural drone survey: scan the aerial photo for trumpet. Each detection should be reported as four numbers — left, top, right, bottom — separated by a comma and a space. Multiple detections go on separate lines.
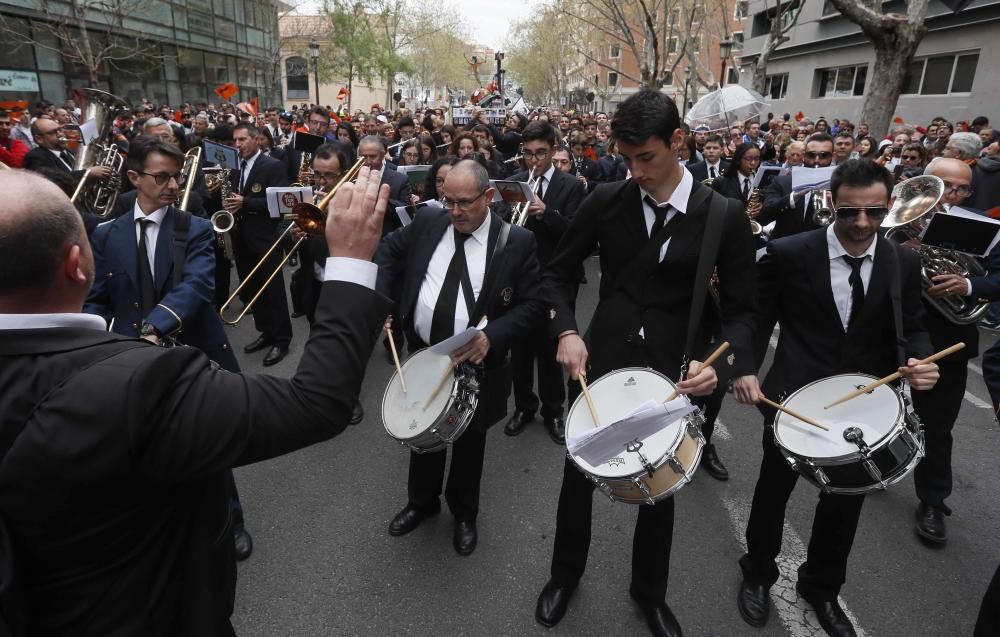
510, 169, 540, 227
218, 157, 365, 325
176, 146, 201, 212
810, 190, 835, 226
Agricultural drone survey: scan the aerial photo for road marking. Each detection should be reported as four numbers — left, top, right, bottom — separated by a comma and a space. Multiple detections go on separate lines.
968, 361, 982, 376
712, 417, 731, 441
723, 497, 869, 637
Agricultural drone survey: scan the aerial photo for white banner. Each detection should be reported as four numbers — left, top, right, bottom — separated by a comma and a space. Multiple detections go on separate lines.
0, 70, 39, 92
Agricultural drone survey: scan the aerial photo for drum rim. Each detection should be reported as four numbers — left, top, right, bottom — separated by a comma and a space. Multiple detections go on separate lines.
566, 366, 686, 478
381, 347, 460, 442
773, 372, 907, 462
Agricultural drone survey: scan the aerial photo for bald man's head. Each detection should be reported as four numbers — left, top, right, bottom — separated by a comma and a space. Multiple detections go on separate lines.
0, 170, 92, 308
925, 157, 973, 206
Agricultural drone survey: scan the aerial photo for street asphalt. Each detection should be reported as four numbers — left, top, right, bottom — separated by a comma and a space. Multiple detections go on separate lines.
226, 257, 998, 637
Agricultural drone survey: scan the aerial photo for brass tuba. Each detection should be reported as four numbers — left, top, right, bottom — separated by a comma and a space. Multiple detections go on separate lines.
69, 88, 131, 218
883, 175, 989, 325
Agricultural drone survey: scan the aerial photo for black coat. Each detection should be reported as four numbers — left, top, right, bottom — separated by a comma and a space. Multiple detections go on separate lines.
544, 178, 758, 381
759, 174, 824, 239
711, 173, 752, 205
510, 168, 586, 265
755, 228, 932, 412
22, 146, 78, 176
221, 152, 290, 251
0, 281, 390, 636
687, 159, 731, 183
380, 166, 415, 237
375, 207, 545, 428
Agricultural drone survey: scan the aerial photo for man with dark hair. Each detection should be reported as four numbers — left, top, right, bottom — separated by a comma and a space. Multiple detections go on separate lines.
222, 122, 293, 365
0, 166, 391, 635
833, 131, 855, 165
0, 109, 29, 168
758, 132, 836, 239
686, 134, 730, 182
732, 159, 938, 637
377, 159, 544, 556
535, 90, 757, 637
504, 121, 585, 443
358, 134, 412, 235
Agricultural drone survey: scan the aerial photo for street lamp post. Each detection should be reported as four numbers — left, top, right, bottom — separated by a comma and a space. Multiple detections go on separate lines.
308, 38, 320, 106
719, 36, 734, 88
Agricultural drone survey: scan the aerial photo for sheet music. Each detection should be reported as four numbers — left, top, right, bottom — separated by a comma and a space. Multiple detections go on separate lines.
567, 397, 696, 467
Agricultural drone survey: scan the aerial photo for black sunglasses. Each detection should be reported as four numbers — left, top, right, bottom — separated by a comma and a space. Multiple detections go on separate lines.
805, 151, 833, 160
835, 206, 889, 220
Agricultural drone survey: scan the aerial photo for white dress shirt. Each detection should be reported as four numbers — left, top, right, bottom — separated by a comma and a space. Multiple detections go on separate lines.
133, 203, 170, 278
413, 214, 491, 344
827, 224, 876, 331
49, 148, 73, 170
639, 167, 693, 263
532, 163, 556, 199
238, 149, 261, 192
706, 161, 722, 179
739, 173, 754, 199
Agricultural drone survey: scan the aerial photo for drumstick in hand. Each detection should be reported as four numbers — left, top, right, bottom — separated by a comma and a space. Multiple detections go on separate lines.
664, 341, 730, 402
578, 373, 601, 429
759, 396, 829, 431
385, 326, 406, 393
424, 361, 456, 410
823, 342, 965, 409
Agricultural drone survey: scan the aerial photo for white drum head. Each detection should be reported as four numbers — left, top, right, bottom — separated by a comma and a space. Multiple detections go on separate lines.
775, 373, 903, 459
567, 368, 685, 479
382, 349, 454, 439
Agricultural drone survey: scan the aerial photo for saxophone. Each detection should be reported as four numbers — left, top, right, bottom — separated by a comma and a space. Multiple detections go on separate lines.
746, 188, 763, 235
208, 168, 235, 260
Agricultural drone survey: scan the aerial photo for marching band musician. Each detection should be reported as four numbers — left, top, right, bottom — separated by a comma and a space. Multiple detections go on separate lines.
535, 90, 757, 637
224, 123, 293, 366
83, 137, 254, 561
732, 159, 939, 637
376, 160, 544, 556
685, 134, 730, 183
758, 132, 836, 239
711, 143, 762, 206
358, 135, 413, 236
903, 157, 1000, 546
23, 117, 113, 184
504, 122, 585, 443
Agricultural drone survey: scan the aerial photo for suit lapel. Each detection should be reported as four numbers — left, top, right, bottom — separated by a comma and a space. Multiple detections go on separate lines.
404, 212, 451, 314
621, 180, 649, 248
154, 209, 175, 294
805, 230, 842, 331
542, 170, 563, 206
109, 213, 140, 291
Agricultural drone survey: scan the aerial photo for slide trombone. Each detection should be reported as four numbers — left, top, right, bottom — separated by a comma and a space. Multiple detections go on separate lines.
218, 157, 365, 325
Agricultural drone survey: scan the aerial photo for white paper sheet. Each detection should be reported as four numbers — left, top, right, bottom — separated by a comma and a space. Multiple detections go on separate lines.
791, 166, 836, 193
428, 317, 489, 356
265, 186, 314, 219
567, 397, 696, 467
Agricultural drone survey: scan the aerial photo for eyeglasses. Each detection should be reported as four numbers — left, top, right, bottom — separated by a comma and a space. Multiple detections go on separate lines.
943, 184, 973, 197
742, 155, 761, 163
141, 171, 184, 186
521, 149, 549, 160
440, 190, 487, 211
313, 171, 342, 181
805, 151, 833, 160
835, 206, 889, 220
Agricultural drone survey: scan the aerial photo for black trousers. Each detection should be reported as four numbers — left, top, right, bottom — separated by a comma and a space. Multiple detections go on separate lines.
975, 561, 1000, 636
232, 223, 292, 346
740, 425, 865, 601
511, 324, 565, 420
701, 385, 725, 444
406, 420, 487, 523
911, 359, 967, 508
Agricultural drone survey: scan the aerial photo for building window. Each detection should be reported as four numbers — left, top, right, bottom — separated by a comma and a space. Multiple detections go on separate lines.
901, 51, 979, 95
765, 73, 788, 99
727, 67, 740, 84
733, 31, 745, 49
608, 71, 618, 87
816, 64, 867, 97
609, 45, 620, 59
285, 56, 309, 99
670, 9, 680, 25
734, 0, 749, 19
667, 37, 678, 53
664, 71, 673, 85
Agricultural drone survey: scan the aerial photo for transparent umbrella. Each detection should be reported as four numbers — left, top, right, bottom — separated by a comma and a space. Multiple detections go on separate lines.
684, 85, 770, 132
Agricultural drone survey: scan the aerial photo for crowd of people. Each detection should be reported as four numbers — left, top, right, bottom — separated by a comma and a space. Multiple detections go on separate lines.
0, 87, 998, 637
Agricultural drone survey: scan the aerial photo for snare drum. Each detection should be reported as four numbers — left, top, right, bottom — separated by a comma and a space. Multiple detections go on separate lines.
566, 367, 705, 505
381, 348, 479, 453
773, 373, 924, 495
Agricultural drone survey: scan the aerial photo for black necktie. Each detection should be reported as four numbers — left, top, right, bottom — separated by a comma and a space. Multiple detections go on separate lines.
137, 218, 157, 317
742, 177, 750, 200
60, 150, 74, 169
430, 231, 472, 345
534, 175, 545, 199
710, 166, 717, 179
644, 195, 669, 237
238, 159, 248, 193
843, 255, 866, 326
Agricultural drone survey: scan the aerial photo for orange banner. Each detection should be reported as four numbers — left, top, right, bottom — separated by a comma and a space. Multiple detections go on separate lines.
214, 82, 238, 101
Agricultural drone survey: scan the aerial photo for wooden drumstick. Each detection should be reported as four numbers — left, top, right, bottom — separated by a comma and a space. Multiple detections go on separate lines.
823, 342, 965, 410
664, 341, 731, 402
578, 373, 601, 429
385, 326, 406, 393
759, 396, 830, 432
424, 361, 456, 410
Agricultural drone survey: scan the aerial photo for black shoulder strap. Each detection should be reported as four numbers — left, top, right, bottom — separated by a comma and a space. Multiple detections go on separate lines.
469, 221, 512, 326
172, 209, 191, 289
683, 192, 727, 368
886, 239, 908, 366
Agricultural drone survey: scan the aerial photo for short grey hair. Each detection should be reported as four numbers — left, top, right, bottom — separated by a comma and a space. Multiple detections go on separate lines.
451, 159, 490, 192
358, 135, 387, 152
143, 117, 170, 131
946, 132, 983, 160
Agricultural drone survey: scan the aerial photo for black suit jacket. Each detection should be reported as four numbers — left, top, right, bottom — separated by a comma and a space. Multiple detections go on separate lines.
756, 229, 932, 412
711, 173, 751, 205
510, 168, 586, 265
759, 174, 823, 239
223, 152, 290, 251
379, 167, 415, 237
375, 207, 545, 427
544, 178, 758, 381
687, 159, 730, 183
0, 281, 390, 636
23, 147, 84, 180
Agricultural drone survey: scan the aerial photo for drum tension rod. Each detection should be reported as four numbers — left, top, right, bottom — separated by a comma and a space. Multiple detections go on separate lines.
625, 439, 655, 478
843, 426, 872, 455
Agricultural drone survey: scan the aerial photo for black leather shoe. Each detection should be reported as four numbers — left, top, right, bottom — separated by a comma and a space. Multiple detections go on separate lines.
737, 577, 770, 627
503, 410, 534, 436
915, 502, 947, 545
796, 583, 857, 637
350, 401, 364, 425
629, 592, 683, 637
453, 519, 477, 556
701, 444, 730, 481
545, 417, 566, 445
262, 344, 289, 367
244, 335, 272, 354
388, 502, 440, 537
535, 579, 575, 628
233, 528, 253, 561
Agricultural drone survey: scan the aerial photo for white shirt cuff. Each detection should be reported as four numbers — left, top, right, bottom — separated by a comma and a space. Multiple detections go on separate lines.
323, 257, 377, 290
789, 192, 796, 208
964, 278, 973, 296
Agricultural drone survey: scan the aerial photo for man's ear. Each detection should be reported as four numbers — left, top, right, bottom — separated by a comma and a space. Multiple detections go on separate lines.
64, 243, 87, 284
